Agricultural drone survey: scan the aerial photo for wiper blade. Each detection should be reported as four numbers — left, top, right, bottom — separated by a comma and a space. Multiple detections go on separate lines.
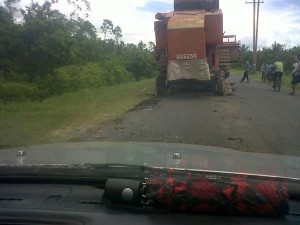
0, 164, 148, 185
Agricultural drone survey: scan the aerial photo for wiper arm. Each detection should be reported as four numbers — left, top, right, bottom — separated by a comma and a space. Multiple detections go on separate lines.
0, 164, 148, 185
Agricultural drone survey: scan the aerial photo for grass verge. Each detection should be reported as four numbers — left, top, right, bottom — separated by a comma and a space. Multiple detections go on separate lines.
0, 79, 155, 148
230, 69, 299, 91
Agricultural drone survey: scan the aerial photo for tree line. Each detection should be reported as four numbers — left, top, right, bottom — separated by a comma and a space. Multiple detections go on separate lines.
0, 0, 158, 101
236, 42, 300, 73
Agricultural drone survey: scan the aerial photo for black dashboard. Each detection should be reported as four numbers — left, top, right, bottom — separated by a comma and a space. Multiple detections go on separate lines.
0, 183, 300, 225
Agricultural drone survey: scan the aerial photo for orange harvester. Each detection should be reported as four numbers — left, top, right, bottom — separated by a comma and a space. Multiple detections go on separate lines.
154, 0, 240, 95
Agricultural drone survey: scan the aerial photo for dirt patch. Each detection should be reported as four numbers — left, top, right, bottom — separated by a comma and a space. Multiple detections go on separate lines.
228, 137, 244, 142
224, 83, 234, 96
128, 97, 161, 112
52, 127, 74, 138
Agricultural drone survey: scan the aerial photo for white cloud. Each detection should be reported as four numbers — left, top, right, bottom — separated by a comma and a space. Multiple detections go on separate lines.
221, 0, 300, 48
5, 0, 300, 47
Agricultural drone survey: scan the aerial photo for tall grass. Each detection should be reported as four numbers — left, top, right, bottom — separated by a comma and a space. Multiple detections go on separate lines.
0, 79, 155, 148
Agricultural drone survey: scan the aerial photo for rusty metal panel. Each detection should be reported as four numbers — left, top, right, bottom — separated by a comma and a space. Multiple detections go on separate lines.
167, 27, 206, 61
219, 46, 240, 63
168, 13, 205, 30
154, 21, 167, 49
206, 45, 216, 69
219, 35, 240, 63
174, 0, 219, 11
205, 9, 223, 45
167, 12, 206, 60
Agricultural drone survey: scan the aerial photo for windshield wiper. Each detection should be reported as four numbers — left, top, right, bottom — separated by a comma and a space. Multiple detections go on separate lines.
0, 164, 148, 185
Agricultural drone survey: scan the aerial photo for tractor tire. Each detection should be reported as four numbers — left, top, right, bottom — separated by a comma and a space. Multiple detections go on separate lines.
166, 86, 174, 96
215, 80, 225, 96
156, 75, 166, 96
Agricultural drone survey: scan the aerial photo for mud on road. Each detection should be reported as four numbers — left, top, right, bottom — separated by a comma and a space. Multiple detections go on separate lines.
78, 75, 300, 157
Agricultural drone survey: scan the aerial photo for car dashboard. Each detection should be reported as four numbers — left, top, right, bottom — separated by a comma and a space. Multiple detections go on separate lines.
0, 183, 300, 225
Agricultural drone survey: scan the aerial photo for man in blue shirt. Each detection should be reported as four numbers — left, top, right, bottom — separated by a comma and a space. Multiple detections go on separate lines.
240, 61, 251, 83
266, 63, 274, 81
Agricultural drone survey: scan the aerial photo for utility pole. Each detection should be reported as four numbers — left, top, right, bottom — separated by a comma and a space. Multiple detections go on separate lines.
246, 0, 264, 71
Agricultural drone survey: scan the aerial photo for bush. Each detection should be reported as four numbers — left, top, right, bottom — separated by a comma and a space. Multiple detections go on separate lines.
1, 59, 142, 102
124, 52, 158, 81
0, 82, 37, 102
36, 61, 134, 100
100, 59, 133, 85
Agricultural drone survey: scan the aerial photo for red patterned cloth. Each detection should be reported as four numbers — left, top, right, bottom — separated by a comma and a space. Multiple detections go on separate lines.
144, 170, 289, 217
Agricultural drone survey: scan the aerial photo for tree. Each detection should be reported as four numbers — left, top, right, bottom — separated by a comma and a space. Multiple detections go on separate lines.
112, 26, 122, 43
272, 41, 285, 52
122, 42, 158, 81
138, 41, 147, 50
65, 0, 91, 17
0, 6, 24, 79
147, 41, 156, 52
19, 1, 75, 80
70, 17, 97, 39
3, 0, 20, 18
100, 19, 113, 40
239, 43, 249, 55
22, 1, 53, 22
0, 2, 159, 93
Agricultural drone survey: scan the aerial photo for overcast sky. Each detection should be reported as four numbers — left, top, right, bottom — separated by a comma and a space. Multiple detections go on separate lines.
2, 0, 300, 49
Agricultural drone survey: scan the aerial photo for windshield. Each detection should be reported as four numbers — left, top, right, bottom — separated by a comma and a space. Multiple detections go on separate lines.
0, 0, 300, 182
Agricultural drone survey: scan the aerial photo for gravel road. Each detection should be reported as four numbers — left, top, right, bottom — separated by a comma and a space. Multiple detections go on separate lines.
81, 75, 300, 157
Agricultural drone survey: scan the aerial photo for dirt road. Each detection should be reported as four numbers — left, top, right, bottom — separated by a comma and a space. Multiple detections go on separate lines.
81, 75, 300, 157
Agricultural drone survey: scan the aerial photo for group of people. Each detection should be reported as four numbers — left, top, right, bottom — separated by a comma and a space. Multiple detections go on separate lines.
261, 60, 284, 89
240, 54, 300, 95
261, 63, 277, 83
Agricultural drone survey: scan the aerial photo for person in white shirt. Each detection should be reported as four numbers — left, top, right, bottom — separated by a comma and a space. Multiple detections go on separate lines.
290, 55, 300, 96
292, 60, 298, 78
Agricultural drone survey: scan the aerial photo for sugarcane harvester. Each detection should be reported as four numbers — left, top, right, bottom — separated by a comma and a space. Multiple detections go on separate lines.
154, 0, 240, 95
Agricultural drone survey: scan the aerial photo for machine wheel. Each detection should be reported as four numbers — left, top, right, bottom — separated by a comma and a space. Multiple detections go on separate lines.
166, 86, 174, 96
156, 74, 167, 96
215, 80, 225, 96
225, 71, 230, 79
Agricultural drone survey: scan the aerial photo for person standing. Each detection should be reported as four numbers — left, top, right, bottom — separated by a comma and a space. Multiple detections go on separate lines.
272, 59, 284, 88
261, 62, 267, 82
290, 54, 300, 95
252, 64, 256, 73
266, 63, 274, 81
292, 59, 298, 78
240, 60, 251, 83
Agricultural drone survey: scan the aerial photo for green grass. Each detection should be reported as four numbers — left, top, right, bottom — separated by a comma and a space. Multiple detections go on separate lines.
230, 69, 298, 91
0, 79, 155, 148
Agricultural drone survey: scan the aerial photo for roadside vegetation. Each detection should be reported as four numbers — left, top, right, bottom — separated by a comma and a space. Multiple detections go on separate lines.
0, 79, 155, 148
234, 42, 300, 72
0, 0, 158, 148
0, 1, 158, 102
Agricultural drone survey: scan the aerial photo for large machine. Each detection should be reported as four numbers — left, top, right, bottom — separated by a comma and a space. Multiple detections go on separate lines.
154, 0, 240, 95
